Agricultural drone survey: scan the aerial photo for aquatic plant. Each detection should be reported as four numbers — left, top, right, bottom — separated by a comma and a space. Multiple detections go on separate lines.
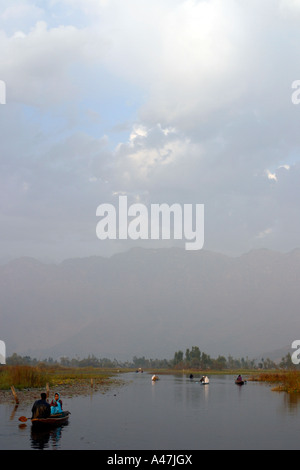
251, 371, 300, 393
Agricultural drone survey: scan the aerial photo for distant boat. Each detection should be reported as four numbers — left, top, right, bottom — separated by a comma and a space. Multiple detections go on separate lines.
200, 376, 210, 385
152, 375, 159, 382
235, 380, 245, 386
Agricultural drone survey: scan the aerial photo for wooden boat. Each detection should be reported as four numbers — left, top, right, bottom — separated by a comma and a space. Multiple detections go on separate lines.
235, 380, 245, 386
31, 411, 70, 428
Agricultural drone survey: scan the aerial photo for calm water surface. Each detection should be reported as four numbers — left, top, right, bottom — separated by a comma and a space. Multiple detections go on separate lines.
1, 373, 300, 450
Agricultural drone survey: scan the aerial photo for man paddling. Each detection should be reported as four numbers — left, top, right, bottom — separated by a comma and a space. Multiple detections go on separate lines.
31, 393, 51, 419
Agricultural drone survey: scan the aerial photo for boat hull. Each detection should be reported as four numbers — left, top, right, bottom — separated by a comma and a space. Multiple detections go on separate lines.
235, 381, 245, 386
31, 411, 70, 428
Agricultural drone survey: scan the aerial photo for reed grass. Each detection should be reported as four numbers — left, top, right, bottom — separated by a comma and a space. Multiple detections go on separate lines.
0, 364, 121, 391
251, 371, 300, 393
0, 365, 49, 390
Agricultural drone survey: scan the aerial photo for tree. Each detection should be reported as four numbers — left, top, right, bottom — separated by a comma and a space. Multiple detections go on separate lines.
214, 355, 227, 370
280, 353, 295, 370
173, 350, 184, 366
185, 349, 191, 364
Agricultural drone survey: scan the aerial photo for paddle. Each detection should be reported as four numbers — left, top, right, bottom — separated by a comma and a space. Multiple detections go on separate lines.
18, 416, 31, 423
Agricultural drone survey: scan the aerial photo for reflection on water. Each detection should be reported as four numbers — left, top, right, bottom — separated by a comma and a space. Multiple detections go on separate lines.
9, 405, 19, 421
283, 392, 300, 413
30, 422, 69, 450
1, 373, 300, 450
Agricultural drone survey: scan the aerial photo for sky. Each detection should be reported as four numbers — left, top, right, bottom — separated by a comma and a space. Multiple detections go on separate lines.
1, 0, 300, 262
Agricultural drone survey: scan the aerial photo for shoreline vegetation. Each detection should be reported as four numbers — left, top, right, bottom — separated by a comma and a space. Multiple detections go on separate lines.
2, 366, 300, 404
1, 347, 299, 403
0, 365, 127, 404
6, 345, 295, 371
249, 371, 300, 393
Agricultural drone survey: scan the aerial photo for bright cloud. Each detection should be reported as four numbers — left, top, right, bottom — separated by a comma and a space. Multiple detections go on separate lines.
1, 0, 300, 260
267, 171, 278, 182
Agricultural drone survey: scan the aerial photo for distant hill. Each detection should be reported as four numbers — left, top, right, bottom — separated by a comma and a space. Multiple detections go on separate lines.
0, 248, 299, 361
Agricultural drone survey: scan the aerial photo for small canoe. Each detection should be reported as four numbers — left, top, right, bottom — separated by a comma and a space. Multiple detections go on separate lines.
235, 380, 245, 386
31, 411, 70, 428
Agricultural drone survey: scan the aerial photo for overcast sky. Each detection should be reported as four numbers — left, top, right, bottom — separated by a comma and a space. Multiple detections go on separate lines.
1, 0, 300, 262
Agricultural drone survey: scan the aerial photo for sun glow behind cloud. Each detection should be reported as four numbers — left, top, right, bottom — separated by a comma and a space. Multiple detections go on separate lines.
0, 0, 300, 260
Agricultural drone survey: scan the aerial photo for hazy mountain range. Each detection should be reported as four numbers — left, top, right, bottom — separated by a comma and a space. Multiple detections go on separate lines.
0, 247, 298, 362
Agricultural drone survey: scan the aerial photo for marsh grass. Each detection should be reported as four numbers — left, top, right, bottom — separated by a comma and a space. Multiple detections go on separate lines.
251, 371, 300, 393
47, 366, 119, 387
0, 365, 49, 390
0, 365, 122, 391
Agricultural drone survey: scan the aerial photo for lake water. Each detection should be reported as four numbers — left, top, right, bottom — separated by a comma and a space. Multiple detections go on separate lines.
1, 372, 300, 450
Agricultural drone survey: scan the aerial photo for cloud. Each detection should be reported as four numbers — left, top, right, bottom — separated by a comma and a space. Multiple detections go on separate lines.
1, 0, 300, 260
256, 228, 273, 239
0, 1, 45, 33
0, 21, 105, 107
267, 171, 278, 182
280, 0, 300, 16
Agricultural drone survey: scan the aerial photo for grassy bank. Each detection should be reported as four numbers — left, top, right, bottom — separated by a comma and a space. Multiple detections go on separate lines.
250, 371, 300, 393
0, 366, 49, 390
0, 364, 127, 391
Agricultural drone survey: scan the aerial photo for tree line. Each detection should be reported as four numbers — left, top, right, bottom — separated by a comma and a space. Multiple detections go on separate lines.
5, 347, 297, 370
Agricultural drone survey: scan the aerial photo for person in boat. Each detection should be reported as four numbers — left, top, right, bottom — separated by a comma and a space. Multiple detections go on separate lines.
31, 392, 51, 419
200, 376, 209, 384
237, 375, 243, 382
50, 392, 63, 415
